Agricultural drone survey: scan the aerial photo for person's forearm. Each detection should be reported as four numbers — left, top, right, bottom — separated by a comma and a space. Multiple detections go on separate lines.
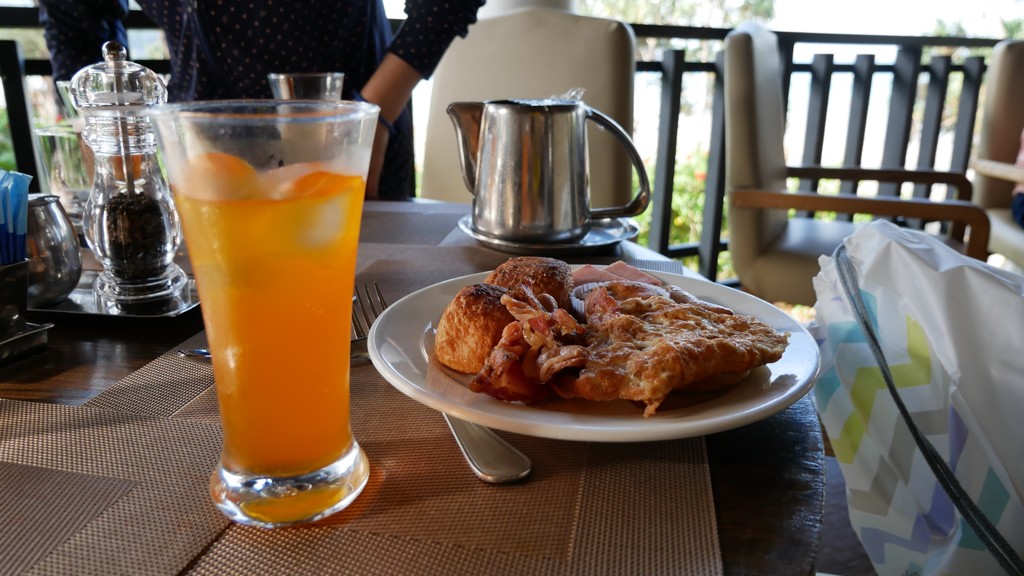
357, 54, 423, 124
357, 54, 422, 200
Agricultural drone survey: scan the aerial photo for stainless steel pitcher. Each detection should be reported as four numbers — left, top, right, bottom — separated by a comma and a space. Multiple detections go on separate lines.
448, 99, 650, 243
26, 195, 82, 307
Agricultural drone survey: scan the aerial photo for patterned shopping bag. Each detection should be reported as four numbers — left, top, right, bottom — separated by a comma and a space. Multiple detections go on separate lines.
812, 220, 1024, 576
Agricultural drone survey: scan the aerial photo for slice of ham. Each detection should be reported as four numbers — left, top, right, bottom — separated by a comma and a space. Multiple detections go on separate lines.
571, 264, 625, 286
571, 261, 663, 287
571, 261, 734, 316
604, 261, 663, 284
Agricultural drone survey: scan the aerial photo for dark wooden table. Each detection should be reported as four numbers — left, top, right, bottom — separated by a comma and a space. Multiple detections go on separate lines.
1, 201, 824, 576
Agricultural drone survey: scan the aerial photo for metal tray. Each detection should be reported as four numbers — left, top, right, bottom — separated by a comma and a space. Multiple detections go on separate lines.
28, 270, 199, 319
0, 322, 53, 366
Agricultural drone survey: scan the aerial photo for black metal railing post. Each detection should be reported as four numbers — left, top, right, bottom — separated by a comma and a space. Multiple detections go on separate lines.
0, 40, 38, 186
698, 51, 728, 282
650, 49, 687, 255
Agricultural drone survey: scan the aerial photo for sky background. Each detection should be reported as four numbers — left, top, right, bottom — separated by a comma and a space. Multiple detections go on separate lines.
379, 0, 1021, 37
0, 0, 1018, 36
771, 0, 1019, 37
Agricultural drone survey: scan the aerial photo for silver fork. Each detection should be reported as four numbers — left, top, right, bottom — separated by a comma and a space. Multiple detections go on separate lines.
350, 283, 385, 358
353, 282, 532, 484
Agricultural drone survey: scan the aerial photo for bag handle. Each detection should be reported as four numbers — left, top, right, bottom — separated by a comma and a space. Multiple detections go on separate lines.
834, 244, 1024, 576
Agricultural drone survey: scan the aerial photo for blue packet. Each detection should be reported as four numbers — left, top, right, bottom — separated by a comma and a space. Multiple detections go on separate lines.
0, 169, 32, 265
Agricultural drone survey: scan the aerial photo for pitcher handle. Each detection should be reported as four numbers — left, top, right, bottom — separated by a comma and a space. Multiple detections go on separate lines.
583, 107, 651, 219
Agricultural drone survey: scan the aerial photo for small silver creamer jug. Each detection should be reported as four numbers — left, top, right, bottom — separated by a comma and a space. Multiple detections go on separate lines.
448, 98, 650, 243
26, 194, 83, 307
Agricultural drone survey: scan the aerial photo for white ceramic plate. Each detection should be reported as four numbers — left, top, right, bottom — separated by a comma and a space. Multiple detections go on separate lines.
368, 270, 820, 442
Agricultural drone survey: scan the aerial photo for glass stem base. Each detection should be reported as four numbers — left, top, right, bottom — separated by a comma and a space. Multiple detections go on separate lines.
210, 442, 369, 528
94, 263, 187, 303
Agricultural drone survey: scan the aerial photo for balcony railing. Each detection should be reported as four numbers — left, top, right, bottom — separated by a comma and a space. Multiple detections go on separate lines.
0, 7, 1005, 282
633, 24, 999, 280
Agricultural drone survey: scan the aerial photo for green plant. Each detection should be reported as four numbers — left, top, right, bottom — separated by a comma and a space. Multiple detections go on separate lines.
633, 147, 736, 279
0, 110, 15, 171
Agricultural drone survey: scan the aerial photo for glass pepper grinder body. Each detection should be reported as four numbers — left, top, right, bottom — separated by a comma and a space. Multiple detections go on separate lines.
71, 41, 186, 304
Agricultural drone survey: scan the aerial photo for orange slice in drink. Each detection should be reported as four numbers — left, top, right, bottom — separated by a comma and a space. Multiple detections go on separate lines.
263, 163, 365, 200
179, 152, 261, 201
287, 171, 364, 199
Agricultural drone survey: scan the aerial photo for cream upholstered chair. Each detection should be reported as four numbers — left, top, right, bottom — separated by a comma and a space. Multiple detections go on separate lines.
419, 8, 636, 208
970, 39, 1024, 269
723, 22, 991, 306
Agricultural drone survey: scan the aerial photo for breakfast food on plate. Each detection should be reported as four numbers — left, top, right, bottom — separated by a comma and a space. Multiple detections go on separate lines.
435, 284, 516, 374
471, 285, 587, 405
484, 256, 573, 311
561, 282, 788, 414
435, 256, 791, 416
570, 278, 671, 317
572, 263, 733, 316
572, 262, 663, 285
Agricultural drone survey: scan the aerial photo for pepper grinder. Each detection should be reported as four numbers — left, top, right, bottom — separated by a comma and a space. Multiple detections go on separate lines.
70, 41, 186, 305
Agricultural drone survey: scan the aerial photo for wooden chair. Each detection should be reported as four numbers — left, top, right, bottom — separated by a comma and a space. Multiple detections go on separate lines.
723, 22, 990, 306
970, 38, 1024, 269
419, 8, 636, 208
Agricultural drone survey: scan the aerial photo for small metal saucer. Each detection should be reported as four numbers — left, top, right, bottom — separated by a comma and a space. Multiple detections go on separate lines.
458, 215, 638, 256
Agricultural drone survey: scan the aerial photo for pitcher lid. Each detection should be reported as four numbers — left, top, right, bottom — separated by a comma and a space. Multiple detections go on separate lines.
490, 98, 581, 109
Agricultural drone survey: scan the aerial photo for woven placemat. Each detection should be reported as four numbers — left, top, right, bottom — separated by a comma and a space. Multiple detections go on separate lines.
2, 339, 722, 575
0, 399, 227, 576
85, 332, 213, 418
0, 461, 135, 576
186, 427, 718, 575
182, 361, 721, 575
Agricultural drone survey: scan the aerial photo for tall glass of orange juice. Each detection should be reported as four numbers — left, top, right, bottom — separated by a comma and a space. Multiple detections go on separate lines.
149, 100, 376, 528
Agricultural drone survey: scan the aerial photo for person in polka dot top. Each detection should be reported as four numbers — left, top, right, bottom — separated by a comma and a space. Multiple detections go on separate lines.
38, 0, 486, 200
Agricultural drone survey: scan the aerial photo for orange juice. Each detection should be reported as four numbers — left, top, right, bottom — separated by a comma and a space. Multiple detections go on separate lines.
151, 100, 378, 528
176, 154, 364, 477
